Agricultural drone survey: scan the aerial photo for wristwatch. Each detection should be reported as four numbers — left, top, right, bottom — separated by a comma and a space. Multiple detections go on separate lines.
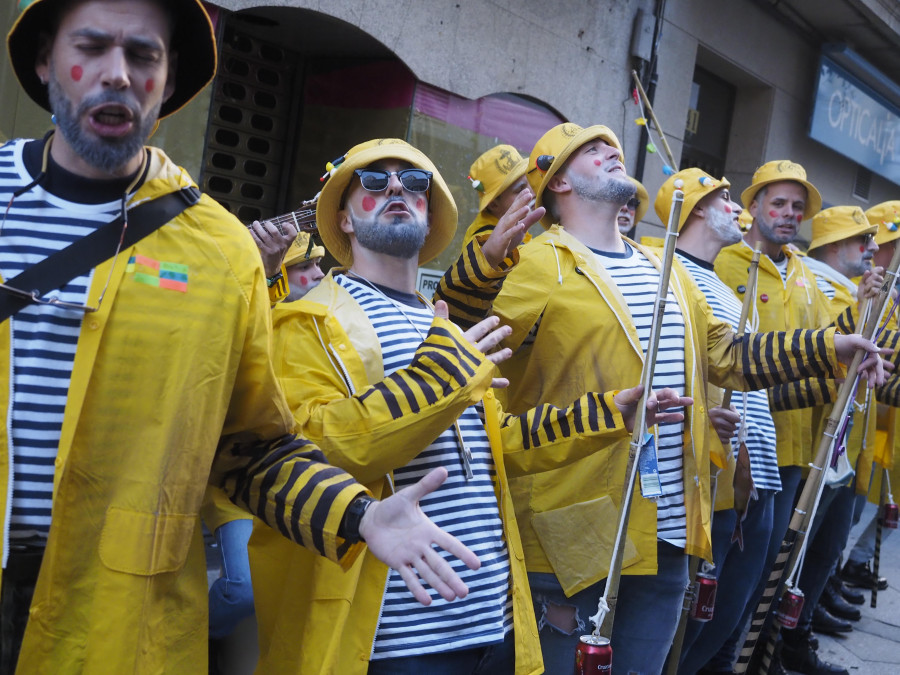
340, 495, 376, 543
266, 270, 284, 288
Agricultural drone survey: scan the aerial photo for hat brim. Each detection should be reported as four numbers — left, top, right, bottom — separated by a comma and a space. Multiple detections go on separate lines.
808, 223, 877, 252
316, 143, 458, 267
741, 176, 823, 221
479, 158, 527, 213
7, 0, 217, 120
534, 126, 624, 229
284, 246, 325, 268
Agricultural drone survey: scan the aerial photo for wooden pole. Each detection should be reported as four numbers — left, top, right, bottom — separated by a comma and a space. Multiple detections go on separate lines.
632, 70, 678, 171
595, 182, 684, 639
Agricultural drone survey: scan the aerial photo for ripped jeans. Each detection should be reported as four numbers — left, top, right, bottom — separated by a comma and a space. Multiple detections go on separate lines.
529, 541, 688, 675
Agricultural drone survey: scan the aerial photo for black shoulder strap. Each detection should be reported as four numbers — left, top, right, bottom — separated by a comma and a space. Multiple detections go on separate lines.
0, 186, 201, 322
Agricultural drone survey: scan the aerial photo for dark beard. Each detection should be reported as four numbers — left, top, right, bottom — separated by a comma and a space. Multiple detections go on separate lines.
47, 70, 159, 173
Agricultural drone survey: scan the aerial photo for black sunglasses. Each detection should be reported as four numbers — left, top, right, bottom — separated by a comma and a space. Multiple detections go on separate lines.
626, 198, 640, 210
354, 169, 432, 193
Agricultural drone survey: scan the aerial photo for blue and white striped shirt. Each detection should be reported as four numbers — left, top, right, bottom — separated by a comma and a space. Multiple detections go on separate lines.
593, 243, 688, 548
0, 139, 121, 547
677, 252, 782, 492
336, 274, 511, 660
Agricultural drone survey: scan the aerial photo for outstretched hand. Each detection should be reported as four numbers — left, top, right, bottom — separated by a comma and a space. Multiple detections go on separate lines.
481, 189, 545, 268
833, 334, 893, 388
359, 467, 481, 606
435, 300, 512, 388
613, 385, 693, 433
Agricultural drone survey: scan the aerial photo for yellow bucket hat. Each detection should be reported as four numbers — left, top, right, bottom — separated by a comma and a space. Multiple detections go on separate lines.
629, 177, 650, 223
316, 138, 457, 266
654, 168, 730, 231
468, 145, 528, 214
738, 208, 753, 232
283, 231, 326, 268
740, 160, 822, 220
865, 201, 900, 246
808, 205, 876, 252
8, 0, 217, 120
527, 123, 624, 228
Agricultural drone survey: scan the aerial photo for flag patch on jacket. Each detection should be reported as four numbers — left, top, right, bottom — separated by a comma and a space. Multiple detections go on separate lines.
126, 255, 188, 292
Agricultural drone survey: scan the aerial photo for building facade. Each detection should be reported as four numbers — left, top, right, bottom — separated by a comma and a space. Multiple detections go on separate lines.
2, 0, 898, 279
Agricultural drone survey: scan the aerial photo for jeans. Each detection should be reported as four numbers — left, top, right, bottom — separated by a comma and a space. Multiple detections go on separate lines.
790, 481, 855, 633
710, 465, 802, 669
208, 519, 255, 639
367, 629, 515, 674
848, 496, 895, 563
530, 540, 688, 675
679, 489, 775, 674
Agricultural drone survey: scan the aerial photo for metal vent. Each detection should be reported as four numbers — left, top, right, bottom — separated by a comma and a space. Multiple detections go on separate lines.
853, 165, 871, 202
202, 24, 296, 223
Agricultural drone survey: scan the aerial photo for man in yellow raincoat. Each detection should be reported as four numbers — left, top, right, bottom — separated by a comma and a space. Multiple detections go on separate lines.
0, 1, 482, 672
841, 201, 900, 592
249, 136, 694, 675
480, 124, 884, 674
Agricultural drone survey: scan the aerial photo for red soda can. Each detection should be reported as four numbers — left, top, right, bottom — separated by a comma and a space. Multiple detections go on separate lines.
575, 634, 612, 674
882, 502, 899, 529
690, 571, 717, 621
776, 586, 804, 629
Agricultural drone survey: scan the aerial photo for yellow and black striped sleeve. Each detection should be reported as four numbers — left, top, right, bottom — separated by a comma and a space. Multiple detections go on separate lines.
708, 324, 841, 392
292, 317, 496, 485
267, 263, 289, 305
433, 235, 518, 330
219, 435, 368, 567
768, 377, 836, 411
494, 390, 629, 477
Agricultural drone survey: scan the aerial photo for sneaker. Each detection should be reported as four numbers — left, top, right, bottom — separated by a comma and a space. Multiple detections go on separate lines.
781, 629, 849, 675
841, 560, 887, 590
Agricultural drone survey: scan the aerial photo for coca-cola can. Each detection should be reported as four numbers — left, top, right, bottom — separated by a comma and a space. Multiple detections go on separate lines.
882, 502, 899, 529
575, 634, 612, 674
690, 571, 717, 622
776, 586, 805, 629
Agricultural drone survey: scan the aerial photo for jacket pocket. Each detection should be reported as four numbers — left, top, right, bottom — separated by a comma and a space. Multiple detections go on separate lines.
99, 507, 195, 575
532, 495, 641, 596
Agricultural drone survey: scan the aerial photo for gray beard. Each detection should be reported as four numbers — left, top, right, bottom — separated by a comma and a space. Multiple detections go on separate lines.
570, 172, 636, 206
48, 70, 158, 174
351, 201, 427, 259
707, 207, 742, 246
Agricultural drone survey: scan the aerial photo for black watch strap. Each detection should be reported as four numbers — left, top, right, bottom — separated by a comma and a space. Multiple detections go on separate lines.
340, 495, 375, 543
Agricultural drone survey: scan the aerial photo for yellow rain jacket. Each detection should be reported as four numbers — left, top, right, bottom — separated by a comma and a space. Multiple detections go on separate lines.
716, 242, 836, 468
251, 272, 639, 675
1, 148, 365, 674
489, 227, 841, 593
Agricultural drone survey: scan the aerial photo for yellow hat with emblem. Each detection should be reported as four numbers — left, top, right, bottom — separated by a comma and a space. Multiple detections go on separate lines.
527, 123, 624, 228
740, 160, 822, 220
468, 145, 528, 214
738, 209, 753, 232
808, 205, 876, 252
316, 138, 457, 266
865, 201, 900, 246
654, 168, 731, 232
8, 0, 217, 120
283, 232, 326, 268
